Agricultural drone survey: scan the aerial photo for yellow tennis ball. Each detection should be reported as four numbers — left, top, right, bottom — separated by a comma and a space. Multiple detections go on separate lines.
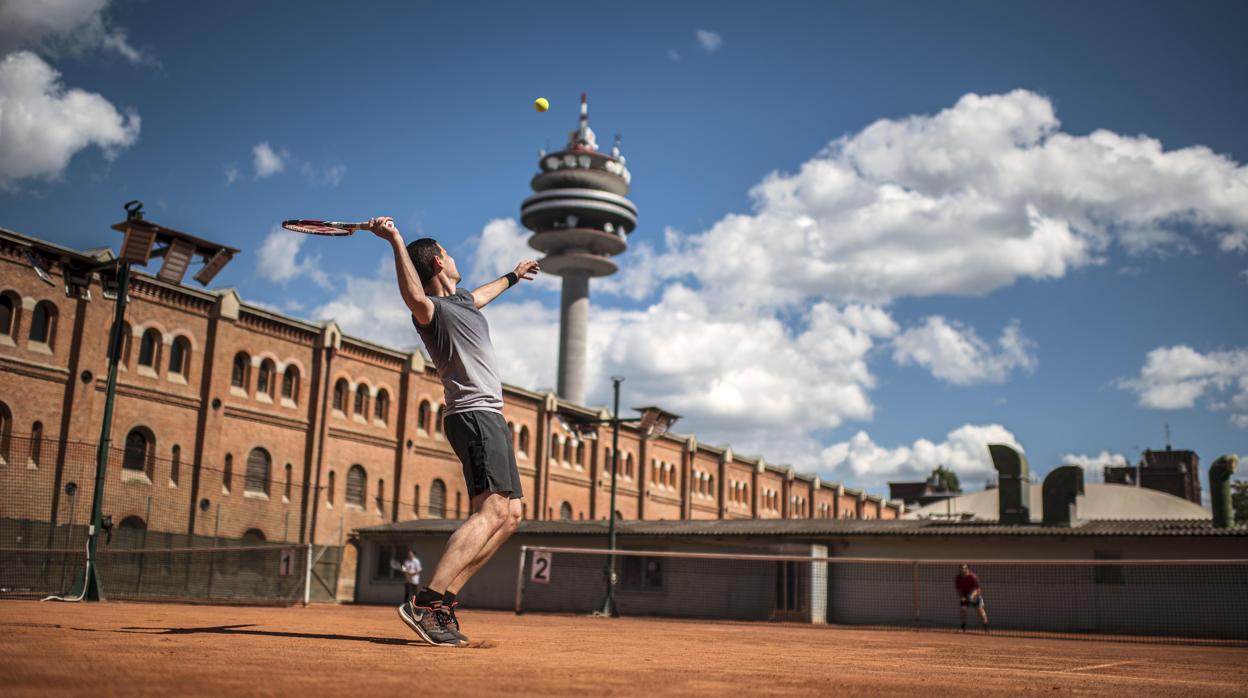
534, 97, 549, 112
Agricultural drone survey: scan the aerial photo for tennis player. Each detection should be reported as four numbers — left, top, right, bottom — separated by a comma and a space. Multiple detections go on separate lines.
369, 216, 539, 647
955, 563, 989, 632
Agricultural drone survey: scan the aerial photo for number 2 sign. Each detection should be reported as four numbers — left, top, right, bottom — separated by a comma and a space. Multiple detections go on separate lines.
530, 551, 552, 584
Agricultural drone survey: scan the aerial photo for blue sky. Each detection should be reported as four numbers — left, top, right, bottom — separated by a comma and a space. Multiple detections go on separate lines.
2, 0, 1246, 496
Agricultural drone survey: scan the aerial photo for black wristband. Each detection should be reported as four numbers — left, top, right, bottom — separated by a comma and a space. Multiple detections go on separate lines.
505, 272, 519, 287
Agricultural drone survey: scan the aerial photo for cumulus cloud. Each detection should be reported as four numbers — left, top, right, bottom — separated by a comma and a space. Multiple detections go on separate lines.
224, 164, 239, 185
0, 0, 148, 64
0, 51, 139, 189
892, 317, 1037, 385
695, 29, 723, 53
1116, 346, 1248, 426
1061, 451, 1129, 476
255, 228, 332, 289
1232, 414, 1248, 430
627, 90, 1248, 308
468, 218, 558, 291
811, 424, 1023, 491
252, 141, 287, 178
1221, 231, 1248, 253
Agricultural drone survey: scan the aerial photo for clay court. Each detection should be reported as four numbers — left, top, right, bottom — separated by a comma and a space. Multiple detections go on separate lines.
1, 601, 1245, 696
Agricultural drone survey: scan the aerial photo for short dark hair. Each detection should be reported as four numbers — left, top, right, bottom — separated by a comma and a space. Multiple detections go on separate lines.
406, 238, 441, 285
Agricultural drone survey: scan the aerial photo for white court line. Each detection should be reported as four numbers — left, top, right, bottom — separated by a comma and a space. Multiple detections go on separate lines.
1064, 660, 1136, 673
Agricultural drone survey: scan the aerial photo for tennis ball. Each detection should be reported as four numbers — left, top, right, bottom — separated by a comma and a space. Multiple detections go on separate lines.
535, 97, 549, 112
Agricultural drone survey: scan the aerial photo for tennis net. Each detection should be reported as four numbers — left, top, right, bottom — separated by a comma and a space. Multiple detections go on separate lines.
515, 546, 1248, 644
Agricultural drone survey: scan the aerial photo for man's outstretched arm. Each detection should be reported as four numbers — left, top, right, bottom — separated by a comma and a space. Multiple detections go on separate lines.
369, 217, 435, 325
472, 260, 540, 309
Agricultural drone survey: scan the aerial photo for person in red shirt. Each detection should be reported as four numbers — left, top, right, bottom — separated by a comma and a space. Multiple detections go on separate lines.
955, 563, 989, 632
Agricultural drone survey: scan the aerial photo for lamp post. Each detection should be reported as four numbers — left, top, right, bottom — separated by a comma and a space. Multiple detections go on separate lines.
69, 201, 237, 601
558, 378, 678, 618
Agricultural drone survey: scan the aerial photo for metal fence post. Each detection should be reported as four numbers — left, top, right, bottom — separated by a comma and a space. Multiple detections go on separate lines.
514, 546, 527, 614
303, 541, 313, 606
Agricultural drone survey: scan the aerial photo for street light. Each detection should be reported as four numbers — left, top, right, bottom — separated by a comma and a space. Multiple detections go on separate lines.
68, 200, 237, 601
560, 377, 680, 618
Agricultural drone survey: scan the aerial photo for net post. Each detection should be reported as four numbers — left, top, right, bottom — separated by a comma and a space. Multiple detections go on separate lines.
514, 545, 528, 614
303, 541, 313, 607
911, 560, 920, 624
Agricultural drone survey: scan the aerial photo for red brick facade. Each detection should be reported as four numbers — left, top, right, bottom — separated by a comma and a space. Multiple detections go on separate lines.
0, 230, 902, 597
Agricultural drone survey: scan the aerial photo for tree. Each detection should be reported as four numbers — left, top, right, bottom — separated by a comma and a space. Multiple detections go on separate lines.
1232, 481, 1248, 524
932, 465, 962, 494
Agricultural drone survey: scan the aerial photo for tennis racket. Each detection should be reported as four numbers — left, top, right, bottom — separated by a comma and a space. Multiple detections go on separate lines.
281, 219, 371, 236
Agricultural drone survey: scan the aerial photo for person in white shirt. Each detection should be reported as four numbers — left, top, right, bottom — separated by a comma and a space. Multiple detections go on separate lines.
391, 548, 423, 603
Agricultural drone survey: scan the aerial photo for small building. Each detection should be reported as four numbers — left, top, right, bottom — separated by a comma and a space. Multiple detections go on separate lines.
1104, 447, 1201, 505
904, 482, 1211, 521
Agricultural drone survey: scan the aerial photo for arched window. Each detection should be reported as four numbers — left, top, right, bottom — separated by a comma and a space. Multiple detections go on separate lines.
0, 292, 17, 338
169, 336, 190, 376
708, 474, 714, 497
413, 485, 421, 516
576, 441, 584, 467
374, 389, 389, 423
138, 328, 160, 368
333, 379, 348, 411
376, 477, 386, 514
245, 447, 271, 495
170, 444, 181, 486
434, 405, 443, 434
30, 421, 42, 467
418, 400, 431, 432
429, 479, 447, 518
626, 453, 634, 478
123, 428, 152, 474
223, 453, 233, 493
30, 301, 56, 346
562, 438, 572, 464
108, 321, 131, 367
284, 463, 292, 501
743, 483, 749, 504
346, 464, 366, 507
560, 502, 573, 520
0, 401, 10, 464
282, 366, 299, 402
119, 515, 146, 530
242, 528, 266, 544
231, 352, 249, 389
326, 470, 335, 506
519, 425, 530, 456
257, 359, 276, 398
354, 386, 368, 417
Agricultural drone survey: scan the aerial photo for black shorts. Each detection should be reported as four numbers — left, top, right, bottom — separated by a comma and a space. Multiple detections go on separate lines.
960, 594, 984, 608
443, 410, 523, 500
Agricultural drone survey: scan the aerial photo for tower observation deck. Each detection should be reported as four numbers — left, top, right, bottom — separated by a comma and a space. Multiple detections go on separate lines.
522, 93, 636, 405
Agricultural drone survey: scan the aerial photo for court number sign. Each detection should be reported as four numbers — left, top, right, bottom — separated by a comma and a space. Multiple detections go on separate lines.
530, 551, 552, 584
279, 548, 295, 577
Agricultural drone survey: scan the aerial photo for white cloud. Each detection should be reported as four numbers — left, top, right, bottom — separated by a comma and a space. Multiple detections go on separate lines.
892, 317, 1037, 385
467, 218, 557, 291
812, 424, 1023, 491
695, 29, 723, 53
1232, 414, 1248, 430
224, 164, 239, 185
626, 90, 1248, 309
1116, 346, 1248, 429
0, 0, 148, 64
299, 160, 345, 188
0, 51, 139, 189
255, 228, 332, 289
252, 141, 287, 178
1061, 450, 1128, 472
667, 49, 682, 63
1221, 231, 1248, 253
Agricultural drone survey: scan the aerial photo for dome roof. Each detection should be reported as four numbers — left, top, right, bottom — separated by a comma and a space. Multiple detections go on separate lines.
905, 482, 1210, 522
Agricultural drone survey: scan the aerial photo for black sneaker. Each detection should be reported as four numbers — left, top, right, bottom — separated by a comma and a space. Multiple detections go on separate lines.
437, 605, 469, 644
397, 601, 464, 646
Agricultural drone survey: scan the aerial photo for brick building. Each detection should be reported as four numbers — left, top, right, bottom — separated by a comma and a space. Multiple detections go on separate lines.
0, 228, 899, 598
1103, 447, 1201, 505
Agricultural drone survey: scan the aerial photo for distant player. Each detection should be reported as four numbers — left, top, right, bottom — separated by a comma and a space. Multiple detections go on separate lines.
390, 547, 423, 603
955, 563, 989, 632
370, 216, 539, 646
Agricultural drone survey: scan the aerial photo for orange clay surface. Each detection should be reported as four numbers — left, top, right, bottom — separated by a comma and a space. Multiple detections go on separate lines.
1, 600, 1246, 697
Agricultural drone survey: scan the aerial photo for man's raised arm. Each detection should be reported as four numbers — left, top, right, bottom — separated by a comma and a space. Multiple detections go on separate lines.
472, 259, 540, 309
369, 217, 435, 326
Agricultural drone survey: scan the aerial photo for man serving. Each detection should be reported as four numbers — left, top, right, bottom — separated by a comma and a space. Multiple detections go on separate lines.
369, 216, 539, 647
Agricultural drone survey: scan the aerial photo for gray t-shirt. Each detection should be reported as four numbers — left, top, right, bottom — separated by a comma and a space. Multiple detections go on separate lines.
413, 288, 504, 416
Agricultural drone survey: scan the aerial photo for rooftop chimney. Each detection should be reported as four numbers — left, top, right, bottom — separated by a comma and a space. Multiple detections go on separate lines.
1042, 465, 1084, 527
988, 444, 1031, 525
1210, 454, 1238, 529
